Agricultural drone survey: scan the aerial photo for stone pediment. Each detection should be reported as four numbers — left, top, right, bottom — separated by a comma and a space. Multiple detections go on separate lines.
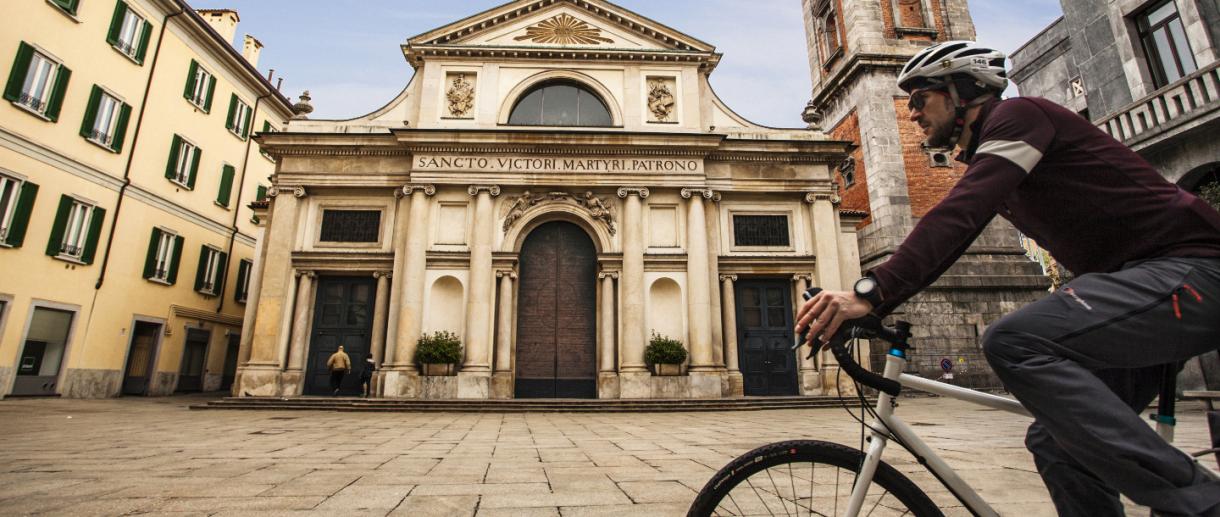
406, 0, 713, 53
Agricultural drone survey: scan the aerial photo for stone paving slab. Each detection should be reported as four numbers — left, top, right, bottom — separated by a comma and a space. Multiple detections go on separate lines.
0, 394, 1215, 515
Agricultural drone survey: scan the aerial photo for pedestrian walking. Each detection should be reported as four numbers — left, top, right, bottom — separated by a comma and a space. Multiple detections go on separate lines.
326, 346, 350, 396
360, 354, 376, 398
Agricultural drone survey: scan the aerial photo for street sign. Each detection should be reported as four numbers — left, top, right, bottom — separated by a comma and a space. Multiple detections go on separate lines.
940, 358, 953, 372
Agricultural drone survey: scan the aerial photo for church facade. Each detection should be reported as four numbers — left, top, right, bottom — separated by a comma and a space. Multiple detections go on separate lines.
235, 0, 860, 400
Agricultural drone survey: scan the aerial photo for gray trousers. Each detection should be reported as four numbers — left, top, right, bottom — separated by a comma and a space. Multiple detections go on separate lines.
983, 257, 1220, 516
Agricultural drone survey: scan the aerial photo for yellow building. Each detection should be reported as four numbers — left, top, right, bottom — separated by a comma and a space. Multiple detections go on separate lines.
0, 0, 294, 398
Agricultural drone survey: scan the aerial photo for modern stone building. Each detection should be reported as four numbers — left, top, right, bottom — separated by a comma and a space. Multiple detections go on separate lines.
236, 0, 862, 400
0, 1, 293, 398
800, 0, 1051, 386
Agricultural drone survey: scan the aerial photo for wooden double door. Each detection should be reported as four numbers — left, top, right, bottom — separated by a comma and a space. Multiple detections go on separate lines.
304, 276, 375, 396
735, 279, 799, 396
515, 221, 598, 398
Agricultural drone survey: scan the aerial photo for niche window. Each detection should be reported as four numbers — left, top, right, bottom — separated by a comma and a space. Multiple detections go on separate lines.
508, 80, 612, 126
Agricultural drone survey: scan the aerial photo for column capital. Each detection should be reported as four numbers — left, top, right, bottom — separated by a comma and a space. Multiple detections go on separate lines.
269, 185, 307, 198
373, 271, 392, 280
398, 184, 436, 198
495, 270, 518, 279
598, 271, 620, 280
294, 269, 315, 278
719, 274, 738, 282
793, 273, 813, 282
616, 187, 650, 199
680, 188, 716, 200
468, 185, 501, 197
804, 190, 840, 205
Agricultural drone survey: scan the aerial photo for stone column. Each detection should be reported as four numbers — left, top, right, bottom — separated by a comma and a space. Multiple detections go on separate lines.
384, 184, 434, 399
681, 188, 718, 398
794, 273, 822, 395
491, 269, 516, 399
806, 192, 842, 395
280, 270, 315, 396
239, 185, 305, 397
706, 193, 725, 370
598, 271, 620, 399
617, 187, 650, 398
383, 188, 410, 365
235, 225, 267, 370
459, 184, 499, 399
720, 274, 743, 396
371, 271, 391, 365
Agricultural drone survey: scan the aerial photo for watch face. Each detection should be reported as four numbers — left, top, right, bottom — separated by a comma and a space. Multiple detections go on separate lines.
855, 277, 876, 294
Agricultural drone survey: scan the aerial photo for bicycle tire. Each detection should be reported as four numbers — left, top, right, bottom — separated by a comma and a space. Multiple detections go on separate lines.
688, 439, 943, 517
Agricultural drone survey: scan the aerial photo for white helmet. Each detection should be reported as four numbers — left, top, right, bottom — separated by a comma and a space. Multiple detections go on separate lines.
897, 40, 1008, 95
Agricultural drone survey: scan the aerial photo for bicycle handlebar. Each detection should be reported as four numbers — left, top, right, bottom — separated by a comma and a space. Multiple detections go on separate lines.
802, 288, 910, 397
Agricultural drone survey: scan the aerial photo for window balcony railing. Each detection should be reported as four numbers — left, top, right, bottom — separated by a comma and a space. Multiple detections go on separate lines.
1095, 60, 1220, 151
17, 92, 46, 112
89, 129, 112, 146
115, 40, 137, 57
61, 244, 82, 256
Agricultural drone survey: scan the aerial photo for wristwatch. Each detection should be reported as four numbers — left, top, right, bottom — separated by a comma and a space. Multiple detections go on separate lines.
853, 276, 883, 308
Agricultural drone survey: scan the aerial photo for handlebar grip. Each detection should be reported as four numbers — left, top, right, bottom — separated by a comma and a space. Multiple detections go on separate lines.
801, 287, 902, 397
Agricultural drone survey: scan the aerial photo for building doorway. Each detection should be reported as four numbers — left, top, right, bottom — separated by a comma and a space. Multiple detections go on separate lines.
515, 221, 598, 398
176, 328, 210, 392
12, 306, 74, 396
304, 276, 375, 396
735, 279, 799, 396
122, 321, 162, 395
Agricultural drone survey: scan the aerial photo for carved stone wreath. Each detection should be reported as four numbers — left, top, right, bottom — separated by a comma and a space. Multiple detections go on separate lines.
501, 190, 616, 235
647, 80, 675, 122
446, 74, 475, 118
513, 14, 615, 45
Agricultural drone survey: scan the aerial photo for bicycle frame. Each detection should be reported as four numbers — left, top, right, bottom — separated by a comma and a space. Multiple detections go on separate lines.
842, 345, 1032, 517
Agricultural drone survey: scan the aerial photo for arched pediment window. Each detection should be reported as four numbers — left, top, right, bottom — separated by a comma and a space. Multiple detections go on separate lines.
507, 80, 613, 126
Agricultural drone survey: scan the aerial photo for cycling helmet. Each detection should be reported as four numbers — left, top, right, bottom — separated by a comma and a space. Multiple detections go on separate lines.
897, 41, 1008, 95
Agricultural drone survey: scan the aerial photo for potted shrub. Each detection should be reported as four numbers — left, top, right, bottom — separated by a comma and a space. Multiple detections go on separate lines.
645, 332, 688, 376
415, 331, 462, 376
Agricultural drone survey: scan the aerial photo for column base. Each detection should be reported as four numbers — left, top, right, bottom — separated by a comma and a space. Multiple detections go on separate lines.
725, 371, 744, 397
819, 366, 858, 397
688, 370, 721, 398
490, 372, 513, 399
801, 369, 824, 396
279, 370, 305, 396
233, 365, 283, 397
619, 370, 652, 399
456, 370, 490, 399
381, 368, 422, 399
598, 372, 620, 399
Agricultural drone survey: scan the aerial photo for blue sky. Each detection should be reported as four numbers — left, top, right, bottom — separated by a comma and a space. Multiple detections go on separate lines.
189, 0, 1064, 127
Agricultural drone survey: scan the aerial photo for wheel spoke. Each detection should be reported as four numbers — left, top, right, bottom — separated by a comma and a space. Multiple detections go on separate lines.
764, 467, 793, 517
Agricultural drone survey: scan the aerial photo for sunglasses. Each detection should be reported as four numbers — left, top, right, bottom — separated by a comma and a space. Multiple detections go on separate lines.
907, 89, 948, 112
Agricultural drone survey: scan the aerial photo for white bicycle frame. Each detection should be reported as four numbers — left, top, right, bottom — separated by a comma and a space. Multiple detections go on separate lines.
842, 347, 1032, 517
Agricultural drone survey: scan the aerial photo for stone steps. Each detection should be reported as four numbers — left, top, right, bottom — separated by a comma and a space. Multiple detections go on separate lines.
190, 395, 863, 413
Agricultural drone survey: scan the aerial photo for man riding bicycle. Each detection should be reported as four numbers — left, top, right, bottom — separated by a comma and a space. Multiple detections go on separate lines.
795, 41, 1220, 516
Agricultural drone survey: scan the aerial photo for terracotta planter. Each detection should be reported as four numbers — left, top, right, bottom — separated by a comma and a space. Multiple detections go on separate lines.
422, 363, 456, 376
653, 363, 684, 376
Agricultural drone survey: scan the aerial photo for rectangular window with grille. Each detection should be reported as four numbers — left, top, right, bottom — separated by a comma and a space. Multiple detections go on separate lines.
143, 227, 182, 284
320, 210, 381, 243
107, 1, 151, 63
183, 59, 215, 111
733, 214, 790, 247
4, 42, 71, 121
0, 173, 38, 247
46, 195, 104, 263
195, 245, 227, 295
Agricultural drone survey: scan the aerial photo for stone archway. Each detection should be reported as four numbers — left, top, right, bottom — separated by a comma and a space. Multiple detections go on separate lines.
514, 221, 598, 398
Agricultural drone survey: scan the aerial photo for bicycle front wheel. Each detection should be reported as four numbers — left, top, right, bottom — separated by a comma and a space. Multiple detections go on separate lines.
688, 439, 943, 517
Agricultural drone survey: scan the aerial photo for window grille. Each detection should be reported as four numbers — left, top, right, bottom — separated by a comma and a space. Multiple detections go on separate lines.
320, 210, 381, 243
733, 215, 790, 247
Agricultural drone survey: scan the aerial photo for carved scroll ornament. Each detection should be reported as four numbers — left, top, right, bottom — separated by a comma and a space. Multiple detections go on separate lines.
501, 190, 617, 235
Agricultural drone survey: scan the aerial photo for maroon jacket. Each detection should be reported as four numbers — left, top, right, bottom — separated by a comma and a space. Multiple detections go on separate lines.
868, 96, 1220, 316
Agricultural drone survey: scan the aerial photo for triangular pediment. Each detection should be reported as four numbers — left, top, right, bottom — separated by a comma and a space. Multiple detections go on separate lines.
407, 0, 714, 53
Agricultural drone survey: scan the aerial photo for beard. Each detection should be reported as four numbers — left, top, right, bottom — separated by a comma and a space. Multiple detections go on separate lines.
924, 118, 957, 148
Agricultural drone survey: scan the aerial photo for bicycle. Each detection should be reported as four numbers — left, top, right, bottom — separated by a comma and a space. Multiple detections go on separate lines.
688, 288, 1220, 517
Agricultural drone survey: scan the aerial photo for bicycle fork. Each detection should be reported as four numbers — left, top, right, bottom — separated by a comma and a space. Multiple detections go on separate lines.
842, 351, 904, 517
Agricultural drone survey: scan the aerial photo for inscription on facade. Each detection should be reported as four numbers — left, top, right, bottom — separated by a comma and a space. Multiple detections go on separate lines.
413, 155, 702, 174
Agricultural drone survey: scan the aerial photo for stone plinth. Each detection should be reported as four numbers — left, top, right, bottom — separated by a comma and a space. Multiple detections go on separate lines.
726, 371, 744, 397
381, 369, 421, 399
421, 376, 458, 399
234, 366, 282, 397
457, 371, 490, 399
619, 371, 652, 399
490, 372, 513, 399
279, 371, 304, 396
598, 372, 621, 399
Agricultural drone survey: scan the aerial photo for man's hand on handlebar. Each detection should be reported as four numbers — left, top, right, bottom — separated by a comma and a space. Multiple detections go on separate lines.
794, 289, 874, 348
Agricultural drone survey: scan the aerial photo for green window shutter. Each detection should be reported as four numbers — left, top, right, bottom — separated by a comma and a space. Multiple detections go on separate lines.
110, 103, 131, 152
142, 227, 161, 279
256, 185, 267, 201
44, 65, 71, 122
234, 259, 249, 302
183, 60, 198, 100
79, 85, 101, 139
241, 106, 252, 138
225, 93, 237, 130
263, 120, 272, 133
215, 251, 229, 294
5, 181, 38, 247
106, 1, 126, 47
203, 76, 216, 112
80, 206, 105, 264
165, 135, 181, 180
217, 164, 235, 207
5, 42, 35, 103
186, 147, 201, 189
51, 0, 79, 14
194, 245, 209, 291
167, 235, 183, 284
45, 195, 73, 257
134, 20, 152, 64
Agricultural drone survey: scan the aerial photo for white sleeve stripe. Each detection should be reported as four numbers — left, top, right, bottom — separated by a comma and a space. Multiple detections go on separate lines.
975, 139, 1043, 173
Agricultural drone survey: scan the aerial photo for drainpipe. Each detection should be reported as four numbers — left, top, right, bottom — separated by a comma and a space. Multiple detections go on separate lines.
94, 6, 187, 289
214, 92, 274, 313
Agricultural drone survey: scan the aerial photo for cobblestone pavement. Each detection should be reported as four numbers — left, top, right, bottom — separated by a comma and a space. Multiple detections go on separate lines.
0, 394, 1214, 516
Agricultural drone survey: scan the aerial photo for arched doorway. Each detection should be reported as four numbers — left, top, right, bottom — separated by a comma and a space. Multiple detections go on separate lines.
515, 221, 598, 398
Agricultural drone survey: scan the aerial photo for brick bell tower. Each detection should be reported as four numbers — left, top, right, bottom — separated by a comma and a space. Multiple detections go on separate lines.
801, 0, 1050, 385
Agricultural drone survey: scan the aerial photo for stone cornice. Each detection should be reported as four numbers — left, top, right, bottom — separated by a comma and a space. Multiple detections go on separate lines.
809, 53, 911, 112
403, 46, 721, 70
170, 304, 243, 327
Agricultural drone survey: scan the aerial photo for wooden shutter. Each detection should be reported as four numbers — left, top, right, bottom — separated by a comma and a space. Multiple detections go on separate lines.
45, 195, 73, 257
167, 235, 184, 284
4, 42, 35, 103
186, 146, 201, 189
194, 245, 209, 291
256, 185, 267, 201
183, 60, 198, 100
142, 227, 161, 279
241, 105, 252, 138
44, 65, 71, 121
165, 135, 181, 180
263, 120, 272, 132
111, 103, 132, 152
203, 75, 216, 112
134, 20, 152, 64
217, 165, 235, 207
80, 206, 105, 264
106, 1, 126, 47
5, 181, 38, 247
215, 251, 229, 295
225, 94, 237, 130
234, 259, 250, 302
79, 85, 102, 139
